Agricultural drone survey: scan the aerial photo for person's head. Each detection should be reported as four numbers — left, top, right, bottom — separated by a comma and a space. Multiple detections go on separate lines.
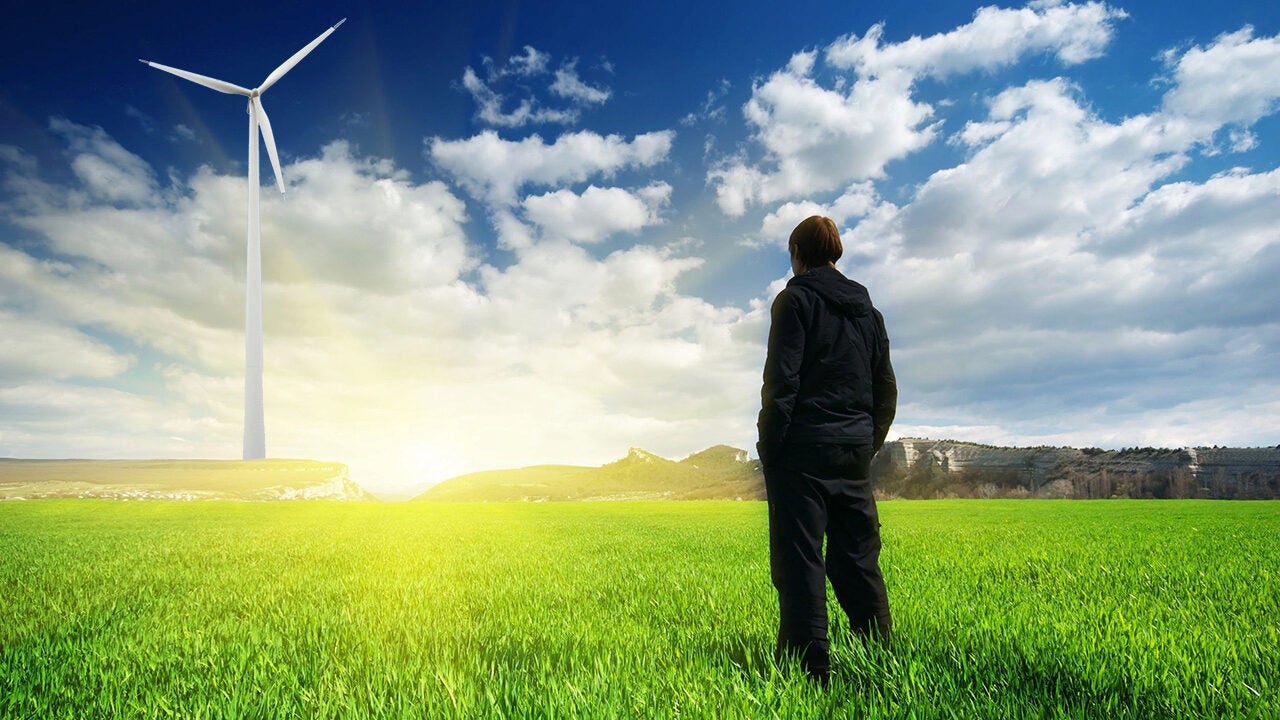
788, 215, 842, 275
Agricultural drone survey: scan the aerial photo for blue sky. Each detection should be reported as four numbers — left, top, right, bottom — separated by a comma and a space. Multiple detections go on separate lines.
2, 0, 1279, 494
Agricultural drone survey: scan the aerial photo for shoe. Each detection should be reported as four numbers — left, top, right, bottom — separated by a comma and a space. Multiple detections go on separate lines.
801, 645, 830, 689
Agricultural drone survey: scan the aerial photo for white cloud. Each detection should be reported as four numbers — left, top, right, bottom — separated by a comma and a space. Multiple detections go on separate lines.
170, 124, 197, 143
0, 145, 38, 173
757, 183, 878, 247
0, 382, 211, 459
1097, 166, 1280, 263
0, 310, 134, 382
521, 183, 670, 244
461, 67, 577, 128
459, 46, 612, 128
501, 46, 551, 77
890, 378, 1280, 451
261, 141, 473, 292
825, 1, 1125, 77
900, 78, 1189, 257
709, 1, 1125, 216
49, 117, 159, 205
680, 79, 731, 127
1, 127, 476, 374
7, 132, 473, 346
429, 117, 677, 254
1161, 26, 1280, 132
550, 61, 611, 105
457, 241, 765, 455
428, 129, 674, 206
1228, 129, 1259, 153
709, 58, 933, 215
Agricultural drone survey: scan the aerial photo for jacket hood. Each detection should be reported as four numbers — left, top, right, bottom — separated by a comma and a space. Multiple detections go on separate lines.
787, 265, 873, 318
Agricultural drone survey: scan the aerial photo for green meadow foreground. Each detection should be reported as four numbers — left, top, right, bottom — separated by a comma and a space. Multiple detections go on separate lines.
1, 501, 1276, 719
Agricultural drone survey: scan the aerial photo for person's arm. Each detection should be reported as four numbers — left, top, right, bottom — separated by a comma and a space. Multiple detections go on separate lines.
757, 290, 806, 467
871, 309, 897, 454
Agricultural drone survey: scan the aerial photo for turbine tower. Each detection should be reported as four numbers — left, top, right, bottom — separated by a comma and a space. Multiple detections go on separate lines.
141, 19, 345, 459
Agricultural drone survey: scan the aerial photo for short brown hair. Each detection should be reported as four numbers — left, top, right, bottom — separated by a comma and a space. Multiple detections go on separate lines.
789, 215, 842, 268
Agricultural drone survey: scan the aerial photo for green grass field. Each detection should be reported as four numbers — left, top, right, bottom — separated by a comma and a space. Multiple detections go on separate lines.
1, 500, 1276, 719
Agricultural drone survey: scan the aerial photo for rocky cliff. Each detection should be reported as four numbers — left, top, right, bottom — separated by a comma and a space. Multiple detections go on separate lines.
875, 439, 1280, 498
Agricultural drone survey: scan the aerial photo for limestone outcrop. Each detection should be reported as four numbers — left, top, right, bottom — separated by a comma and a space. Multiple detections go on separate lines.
875, 438, 1280, 498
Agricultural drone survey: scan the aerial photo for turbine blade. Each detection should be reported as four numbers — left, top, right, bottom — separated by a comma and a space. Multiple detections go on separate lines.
253, 97, 286, 194
140, 60, 251, 96
258, 19, 346, 94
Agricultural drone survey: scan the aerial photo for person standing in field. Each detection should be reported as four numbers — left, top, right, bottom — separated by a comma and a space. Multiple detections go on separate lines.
757, 215, 897, 686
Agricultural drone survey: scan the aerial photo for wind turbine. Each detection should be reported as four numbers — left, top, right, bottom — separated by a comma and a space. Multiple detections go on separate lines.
140, 19, 345, 460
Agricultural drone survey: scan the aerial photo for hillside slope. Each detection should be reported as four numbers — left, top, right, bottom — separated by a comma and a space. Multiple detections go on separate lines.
419, 437, 1280, 502
416, 445, 764, 502
0, 459, 374, 501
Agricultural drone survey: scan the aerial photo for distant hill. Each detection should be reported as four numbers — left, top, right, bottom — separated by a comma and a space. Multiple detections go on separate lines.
0, 459, 374, 501
416, 445, 765, 502
418, 437, 1280, 503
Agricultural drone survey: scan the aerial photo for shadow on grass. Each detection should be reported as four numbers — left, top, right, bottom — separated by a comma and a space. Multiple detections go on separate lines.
831, 630, 1244, 719
714, 634, 772, 681
710, 621, 1221, 718
713, 633, 845, 695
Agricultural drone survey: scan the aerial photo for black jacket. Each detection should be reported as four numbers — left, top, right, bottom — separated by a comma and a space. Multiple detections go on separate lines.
757, 266, 896, 466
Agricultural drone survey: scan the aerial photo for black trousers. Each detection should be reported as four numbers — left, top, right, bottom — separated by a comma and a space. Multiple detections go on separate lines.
765, 443, 891, 667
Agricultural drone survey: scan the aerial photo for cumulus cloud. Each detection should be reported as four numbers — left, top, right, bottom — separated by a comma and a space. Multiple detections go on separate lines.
1160, 26, 1280, 138
757, 183, 878, 247
708, 57, 933, 216
261, 141, 472, 292
825, 1, 1125, 76
428, 103, 680, 253
428, 129, 674, 206
467, 240, 763, 433
7, 126, 473, 343
49, 117, 160, 205
709, 1, 1125, 216
0, 123, 476, 371
901, 78, 1190, 257
428, 125, 676, 251
521, 183, 671, 244
0, 382, 209, 459
0, 310, 135, 382
1097, 167, 1280, 258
